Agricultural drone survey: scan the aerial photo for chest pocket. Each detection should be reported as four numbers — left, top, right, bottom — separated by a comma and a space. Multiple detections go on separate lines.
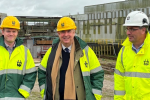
141, 58, 150, 72
9, 46, 27, 71
80, 53, 90, 72
16, 59, 24, 69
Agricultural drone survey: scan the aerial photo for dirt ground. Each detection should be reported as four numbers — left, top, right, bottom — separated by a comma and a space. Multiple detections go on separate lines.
27, 58, 116, 100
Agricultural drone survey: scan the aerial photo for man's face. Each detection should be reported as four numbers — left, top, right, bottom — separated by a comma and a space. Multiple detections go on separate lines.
2, 28, 18, 44
57, 29, 75, 47
126, 26, 145, 44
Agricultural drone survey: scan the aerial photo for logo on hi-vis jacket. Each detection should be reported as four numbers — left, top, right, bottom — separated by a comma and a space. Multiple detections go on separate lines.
84, 61, 88, 67
144, 59, 149, 65
17, 60, 22, 67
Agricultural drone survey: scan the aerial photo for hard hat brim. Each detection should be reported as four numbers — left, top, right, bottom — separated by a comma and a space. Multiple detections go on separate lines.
123, 24, 148, 27
57, 27, 76, 32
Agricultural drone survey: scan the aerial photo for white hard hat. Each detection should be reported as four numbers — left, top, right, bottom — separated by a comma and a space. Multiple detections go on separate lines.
123, 11, 149, 26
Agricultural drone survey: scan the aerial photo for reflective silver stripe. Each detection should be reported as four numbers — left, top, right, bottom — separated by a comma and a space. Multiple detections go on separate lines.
20, 85, 31, 93
114, 69, 124, 76
40, 84, 45, 91
92, 89, 102, 95
0, 69, 23, 75
0, 67, 36, 75
125, 72, 150, 78
90, 66, 103, 74
121, 46, 125, 68
0, 97, 25, 100
44, 95, 46, 100
39, 64, 46, 71
0, 70, 3, 75
115, 69, 150, 78
23, 46, 28, 75
26, 67, 37, 74
84, 46, 89, 64
82, 71, 90, 76
114, 90, 125, 95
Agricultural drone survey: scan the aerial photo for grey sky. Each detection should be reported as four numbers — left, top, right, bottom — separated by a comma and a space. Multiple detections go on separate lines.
0, 0, 125, 17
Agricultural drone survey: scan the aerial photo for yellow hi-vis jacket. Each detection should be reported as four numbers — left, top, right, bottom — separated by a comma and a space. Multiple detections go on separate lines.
0, 36, 37, 100
38, 36, 104, 100
114, 32, 150, 100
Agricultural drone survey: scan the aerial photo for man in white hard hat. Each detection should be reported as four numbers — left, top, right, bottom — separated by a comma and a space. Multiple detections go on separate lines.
114, 11, 150, 100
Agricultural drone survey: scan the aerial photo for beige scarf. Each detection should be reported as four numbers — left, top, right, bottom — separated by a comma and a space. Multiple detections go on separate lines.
51, 41, 76, 100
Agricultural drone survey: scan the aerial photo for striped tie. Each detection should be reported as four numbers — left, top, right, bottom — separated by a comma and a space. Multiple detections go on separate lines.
65, 48, 69, 53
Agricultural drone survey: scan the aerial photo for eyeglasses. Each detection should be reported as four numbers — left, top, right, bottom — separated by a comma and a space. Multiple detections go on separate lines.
125, 28, 140, 32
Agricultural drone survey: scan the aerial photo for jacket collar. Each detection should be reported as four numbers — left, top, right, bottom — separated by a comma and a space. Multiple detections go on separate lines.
122, 31, 150, 48
0, 35, 23, 48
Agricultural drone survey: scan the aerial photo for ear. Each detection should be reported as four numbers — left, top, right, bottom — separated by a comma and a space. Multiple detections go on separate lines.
57, 32, 60, 35
141, 27, 147, 34
73, 29, 75, 34
1, 29, 4, 35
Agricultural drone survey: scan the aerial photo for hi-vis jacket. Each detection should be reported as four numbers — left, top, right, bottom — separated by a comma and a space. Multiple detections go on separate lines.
0, 36, 37, 100
114, 32, 150, 100
38, 36, 104, 100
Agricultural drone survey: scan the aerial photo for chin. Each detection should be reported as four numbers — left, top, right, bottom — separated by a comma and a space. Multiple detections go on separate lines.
129, 40, 134, 43
64, 41, 70, 43
8, 40, 15, 43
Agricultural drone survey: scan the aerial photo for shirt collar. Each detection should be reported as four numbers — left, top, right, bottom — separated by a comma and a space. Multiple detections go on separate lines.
62, 44, 72, 53
5, 42, 16, 49
132, 43, 144, 53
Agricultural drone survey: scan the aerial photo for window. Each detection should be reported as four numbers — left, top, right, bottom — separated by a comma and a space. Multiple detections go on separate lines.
88, 14, 92, 20
116, 11, 118, 18
104, 12, 107, 18
92, 14, 95, 20
101, 13, 104, 19
107, 12, 112, 18
112, 11, 116, 18
98, 13, 100, 19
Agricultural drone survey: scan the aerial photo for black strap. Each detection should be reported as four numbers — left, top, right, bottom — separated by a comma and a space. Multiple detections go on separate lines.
45, 43, 59, 100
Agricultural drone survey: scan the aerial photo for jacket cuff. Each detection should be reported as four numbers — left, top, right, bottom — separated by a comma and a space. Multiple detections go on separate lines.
94, 94, 102, 100
40, 89, 45, 98
18, 88, 30, 98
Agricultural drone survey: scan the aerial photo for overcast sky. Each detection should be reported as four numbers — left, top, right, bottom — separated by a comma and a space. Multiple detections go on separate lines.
0, 0, 125, 17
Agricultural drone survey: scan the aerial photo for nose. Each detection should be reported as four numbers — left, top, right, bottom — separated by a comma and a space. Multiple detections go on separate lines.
9, 31, 14, 35
64, 31, 69, 35
126, 30, 131, 35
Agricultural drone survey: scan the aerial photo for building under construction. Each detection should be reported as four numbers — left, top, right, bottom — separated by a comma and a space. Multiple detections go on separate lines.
16, 16, 61, 58
65, 0, 150, 56
16, 16, 61, 43
68, 0, 150, 43
0, 13, 7, 36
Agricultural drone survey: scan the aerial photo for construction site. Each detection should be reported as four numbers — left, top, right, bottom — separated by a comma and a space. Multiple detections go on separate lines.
1, 0, 150, 99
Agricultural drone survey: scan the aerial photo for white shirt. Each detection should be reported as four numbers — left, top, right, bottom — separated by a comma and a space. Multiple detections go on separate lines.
62, 44, 72, 53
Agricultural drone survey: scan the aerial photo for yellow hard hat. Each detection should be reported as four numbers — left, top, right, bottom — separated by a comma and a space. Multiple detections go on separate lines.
0, 16, 20, 30
57, 17, 76, 31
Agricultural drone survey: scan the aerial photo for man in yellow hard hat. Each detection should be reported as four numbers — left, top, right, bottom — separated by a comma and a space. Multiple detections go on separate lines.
0, 16, 37, 100
114, 11, 150, 99
38, 17, 104, 100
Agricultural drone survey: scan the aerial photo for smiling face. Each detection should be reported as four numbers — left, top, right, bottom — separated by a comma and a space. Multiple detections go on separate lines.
126, 26, 146, 46
57, 29, 75, 47
2, 28, 18, 45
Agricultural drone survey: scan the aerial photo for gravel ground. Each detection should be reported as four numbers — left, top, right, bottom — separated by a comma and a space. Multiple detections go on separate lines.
102, 74, 114, 100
